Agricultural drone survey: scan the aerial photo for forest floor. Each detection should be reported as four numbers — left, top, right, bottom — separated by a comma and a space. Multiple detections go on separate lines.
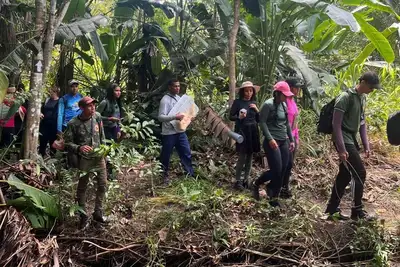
52, 136, 400, 266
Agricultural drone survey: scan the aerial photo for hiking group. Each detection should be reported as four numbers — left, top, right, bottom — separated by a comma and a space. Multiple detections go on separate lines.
1, 71, 399, 229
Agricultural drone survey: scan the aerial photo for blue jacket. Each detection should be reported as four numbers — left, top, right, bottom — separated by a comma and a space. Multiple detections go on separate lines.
57, 93, 83, 132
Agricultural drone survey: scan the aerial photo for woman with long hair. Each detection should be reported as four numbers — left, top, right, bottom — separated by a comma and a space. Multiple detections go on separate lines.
97, 83, 124, 141
252, 81, 295, 207
280, 77, 302, 198
39, 86, 60, 156
229, 81, 261, 190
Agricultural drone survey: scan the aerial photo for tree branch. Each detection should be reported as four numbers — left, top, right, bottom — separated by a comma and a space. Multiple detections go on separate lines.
55, 0, 72, 29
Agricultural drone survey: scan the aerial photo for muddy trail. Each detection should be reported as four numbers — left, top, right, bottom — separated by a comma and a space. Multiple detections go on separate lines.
1, 138, 399, 267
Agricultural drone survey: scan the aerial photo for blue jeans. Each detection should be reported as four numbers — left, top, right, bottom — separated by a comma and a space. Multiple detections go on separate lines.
160, 133, 194, 178
256, 139, 290, 198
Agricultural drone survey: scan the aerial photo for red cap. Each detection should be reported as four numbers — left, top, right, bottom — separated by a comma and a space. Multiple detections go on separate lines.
78, 96, 97, 107
273, 81, 294, 97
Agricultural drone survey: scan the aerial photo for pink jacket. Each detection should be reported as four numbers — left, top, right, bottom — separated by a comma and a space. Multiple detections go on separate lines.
286, 97, 299, 143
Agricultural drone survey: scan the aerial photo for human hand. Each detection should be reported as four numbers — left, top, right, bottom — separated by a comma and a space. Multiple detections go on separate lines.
239, 112, 247, 119
269, 139, 278, 150
289, 142, 295, 152
40, 113, 44, 119
175, 113, 184, 120
338, 151, 349, 162
249, 104, 259, 112
79, 145, 93, 153
365, 150, 370, 158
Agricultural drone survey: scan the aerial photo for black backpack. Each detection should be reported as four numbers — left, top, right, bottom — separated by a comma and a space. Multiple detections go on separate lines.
317, 90, 353, 134
387, 111, 400, 145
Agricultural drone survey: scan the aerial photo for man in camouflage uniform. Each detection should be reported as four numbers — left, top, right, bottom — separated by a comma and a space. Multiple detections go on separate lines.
64, 96, 107, 228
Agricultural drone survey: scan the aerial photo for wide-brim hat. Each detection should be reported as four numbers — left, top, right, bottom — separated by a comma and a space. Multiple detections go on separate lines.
235, 81, 260, 93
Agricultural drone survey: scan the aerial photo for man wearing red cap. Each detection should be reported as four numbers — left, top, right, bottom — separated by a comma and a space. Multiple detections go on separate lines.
64, 96, 107, 229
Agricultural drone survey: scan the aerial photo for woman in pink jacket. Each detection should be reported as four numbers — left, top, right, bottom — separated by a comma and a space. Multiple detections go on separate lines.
280, 78, 302, 198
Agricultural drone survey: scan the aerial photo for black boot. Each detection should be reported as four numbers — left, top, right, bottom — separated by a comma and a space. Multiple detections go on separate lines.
252, 180, 260, 201
351, 208, 375, 221
93, 210, 107, 223
279, 187, 293, 199
234, 181, 245, 191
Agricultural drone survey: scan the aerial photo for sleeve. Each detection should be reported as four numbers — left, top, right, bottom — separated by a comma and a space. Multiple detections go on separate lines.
97, 100, 109, 122
64, 122, 80, 153
229, 100, 239, 121
332, 110, 346, 154
286, 119, 294, 143
259, 102, 273, 141
158, 97, 176, 122
57, 97, 65, 132
334, 92, 350, 113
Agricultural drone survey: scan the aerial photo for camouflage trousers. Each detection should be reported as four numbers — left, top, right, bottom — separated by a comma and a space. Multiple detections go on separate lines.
76, 157, 107, 213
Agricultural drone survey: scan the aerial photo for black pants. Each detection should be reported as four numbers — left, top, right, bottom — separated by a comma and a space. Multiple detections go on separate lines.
326, 144, 366, 213
256, 139, 290, 198
39, 123, 57, 156
282, 143, 297, 190
104, 126, 118, 142
0, 127, 14, 148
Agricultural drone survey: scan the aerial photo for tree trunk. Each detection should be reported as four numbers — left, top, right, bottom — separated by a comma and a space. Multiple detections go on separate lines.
23, 0, 71, 159
227, 0, 240, 108
23, 0, 46, 159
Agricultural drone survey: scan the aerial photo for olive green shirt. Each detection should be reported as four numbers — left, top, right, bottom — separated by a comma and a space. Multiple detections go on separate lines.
64, 112, 105, 158
259, 98, 293, 142
334, 88, 366, 144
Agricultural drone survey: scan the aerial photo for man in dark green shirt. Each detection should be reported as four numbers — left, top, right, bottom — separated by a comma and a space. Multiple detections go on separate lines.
326, 72, 381, 221
64, 96, 107, 229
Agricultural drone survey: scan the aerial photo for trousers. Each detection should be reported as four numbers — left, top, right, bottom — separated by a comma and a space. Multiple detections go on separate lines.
76, 157, 107, 213
160, 132, 194, 178
235, 152, 253, 182
326, 144, 366, 212
256, 139, 290, 198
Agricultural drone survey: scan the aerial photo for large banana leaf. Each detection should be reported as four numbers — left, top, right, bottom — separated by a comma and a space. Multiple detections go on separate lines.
341, 0, 400, 20
325, 4, 360, 32
6, 174, 60, 218
0, 71, 8, 103
55, 15, 108, 42
63, 0, 86, 22
354, 13, 395, 63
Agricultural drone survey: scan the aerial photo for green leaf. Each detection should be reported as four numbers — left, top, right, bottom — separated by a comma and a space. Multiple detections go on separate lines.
74, 48, 95, 65
341, 0, 400, 20
325, 4, 360, 32
354, 13, 395, 63
120, 38, 148, 59
0, 71, 8, 103
215, 0, 233, 17
6, 175, 60, 218
89, 31, 109, 62
63, 0, 86, 22
348, 23, 400, 74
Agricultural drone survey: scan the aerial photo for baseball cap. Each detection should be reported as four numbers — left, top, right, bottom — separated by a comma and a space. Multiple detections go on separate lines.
78, 96, 97, 107
359, 72, 381, 89
285, 77, 303, 88
273, 81, 294, 97
69, 79, 79, 86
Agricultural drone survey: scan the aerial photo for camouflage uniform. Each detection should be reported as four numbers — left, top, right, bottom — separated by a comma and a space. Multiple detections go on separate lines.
64, 112, 107, 214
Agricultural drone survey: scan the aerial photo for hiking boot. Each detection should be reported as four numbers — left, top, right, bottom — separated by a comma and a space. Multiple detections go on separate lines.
351, 209, 376, 221
279, 188, 293, 199
79, 214, 89, 229
252, 183, 260, 201
234, 181, 245, 191
269, 199, 281, 208
93, 210, 107, 223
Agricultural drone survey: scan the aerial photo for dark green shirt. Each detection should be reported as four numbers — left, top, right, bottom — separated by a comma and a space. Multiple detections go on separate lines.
64, 112, 105, 158
259, 98, 293, 142
334, 88, 366, 144
97, 99, 121, 128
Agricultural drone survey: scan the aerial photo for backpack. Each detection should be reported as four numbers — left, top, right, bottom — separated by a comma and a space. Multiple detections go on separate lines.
387, 111, 400, 145
317, 90, 354, 134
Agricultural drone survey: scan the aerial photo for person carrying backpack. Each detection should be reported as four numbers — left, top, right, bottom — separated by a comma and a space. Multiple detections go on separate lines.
252, 81, 295, 207
325, 72, 381, 221
57, 79, 83, 134
229, 81, 261, 190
